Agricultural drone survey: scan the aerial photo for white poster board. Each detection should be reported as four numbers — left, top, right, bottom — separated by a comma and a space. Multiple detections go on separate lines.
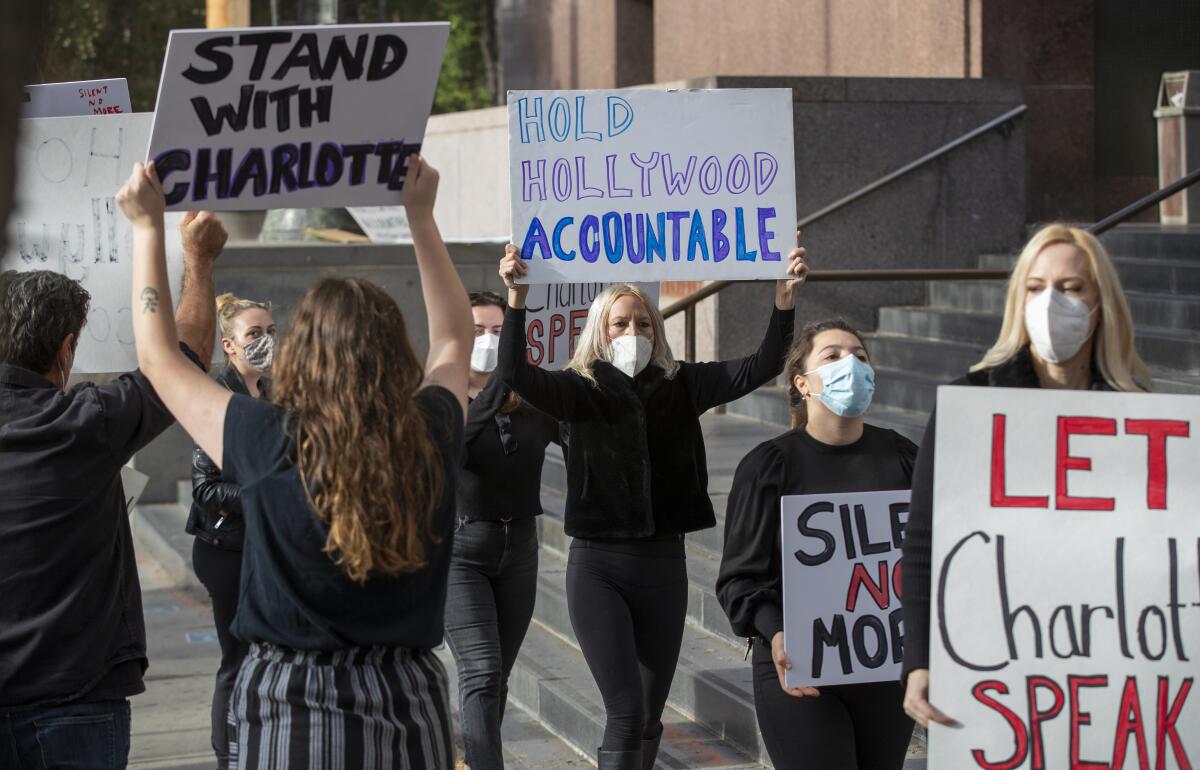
3, 113, 185, 374
781, 489, 909, 687
121, 464, 151, 514
928, 387, 1200, 768
147, 23, 449, 211
23, 78, 133, 118
347, 205, 411, 243
507, 88, 796, 284
524, 282, 659, 370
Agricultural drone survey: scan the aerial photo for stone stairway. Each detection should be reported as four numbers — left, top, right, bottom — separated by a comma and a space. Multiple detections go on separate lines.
730, 224, 1200, 440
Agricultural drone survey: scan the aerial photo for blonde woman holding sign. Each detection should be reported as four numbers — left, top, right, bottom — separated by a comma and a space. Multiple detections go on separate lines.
900, 224, 1151, 728
716, 320, 917, 769
117, 156, 473, 769
497, 243, 806, 769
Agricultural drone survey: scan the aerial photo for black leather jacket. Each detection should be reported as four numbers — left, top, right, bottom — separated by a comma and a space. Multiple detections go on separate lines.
185, 364, 268, 550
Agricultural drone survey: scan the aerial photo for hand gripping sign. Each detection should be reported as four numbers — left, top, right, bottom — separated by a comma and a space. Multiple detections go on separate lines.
508, 88, 797, 284
147, 23, 448, 211
927, 387, 1199, 769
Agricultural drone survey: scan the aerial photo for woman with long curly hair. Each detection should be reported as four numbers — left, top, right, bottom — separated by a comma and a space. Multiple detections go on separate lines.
117, 156, 473, 768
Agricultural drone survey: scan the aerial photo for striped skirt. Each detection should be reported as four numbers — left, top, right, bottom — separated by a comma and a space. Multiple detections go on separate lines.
227, 643, 454, 770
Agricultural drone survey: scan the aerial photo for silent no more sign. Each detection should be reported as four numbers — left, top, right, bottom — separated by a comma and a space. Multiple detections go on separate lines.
3, 113, 184, 374
508, 88, 797, 284
148, 22, 448, 211
928, 387, 1199, 769
782, 489, 909, 688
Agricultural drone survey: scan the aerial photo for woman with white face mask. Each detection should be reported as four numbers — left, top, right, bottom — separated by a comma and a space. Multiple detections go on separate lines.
184, 292, 274, 770
497, 242, 808, 769
444, 291, 560, 770
900, 224, 1151, 730
717, 320, 917, 769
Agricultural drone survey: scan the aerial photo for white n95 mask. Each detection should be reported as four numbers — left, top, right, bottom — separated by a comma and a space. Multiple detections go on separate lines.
610, 335, 652, 378
471, 333, 500, 373
1024, 288, 1096, 363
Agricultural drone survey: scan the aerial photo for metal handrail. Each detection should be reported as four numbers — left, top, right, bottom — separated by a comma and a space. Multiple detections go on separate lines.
661, 105, 1028, 359
1089, 167, 1200, 235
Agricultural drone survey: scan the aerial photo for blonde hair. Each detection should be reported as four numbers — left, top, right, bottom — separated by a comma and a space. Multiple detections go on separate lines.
972, 224, 1151, 392
565, 283, 679, 384
216, 292, 272, 361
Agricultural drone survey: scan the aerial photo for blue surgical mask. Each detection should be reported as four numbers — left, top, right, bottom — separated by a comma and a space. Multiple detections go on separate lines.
804, 355, 875, 418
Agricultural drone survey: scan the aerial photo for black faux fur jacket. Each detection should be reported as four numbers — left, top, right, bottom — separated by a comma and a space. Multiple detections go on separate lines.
497, 303, 794, 539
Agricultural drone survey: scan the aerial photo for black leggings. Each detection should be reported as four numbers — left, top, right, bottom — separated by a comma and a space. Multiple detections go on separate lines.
751, 638, 913, 769
566, 538, 687, 752
193, 538, 249, 769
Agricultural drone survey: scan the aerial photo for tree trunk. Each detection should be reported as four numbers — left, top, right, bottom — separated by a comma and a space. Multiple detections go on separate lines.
478, 0, 500, 105
0, 5, 48, 255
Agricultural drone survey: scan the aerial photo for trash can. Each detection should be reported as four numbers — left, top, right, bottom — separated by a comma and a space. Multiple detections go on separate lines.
1154, 71, 1200, 225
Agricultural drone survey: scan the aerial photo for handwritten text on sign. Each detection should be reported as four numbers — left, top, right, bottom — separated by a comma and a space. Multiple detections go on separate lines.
928, 387, 1199, 769
508, 89, 797, 283
2, 114, 184, 374
782, 489, 909, 687
23, 78, 132, 118
525, 282, 659, 371
148, 23, 448, 211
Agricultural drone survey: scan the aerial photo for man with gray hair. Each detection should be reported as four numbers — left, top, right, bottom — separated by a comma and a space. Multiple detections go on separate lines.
0, 211, 226, 769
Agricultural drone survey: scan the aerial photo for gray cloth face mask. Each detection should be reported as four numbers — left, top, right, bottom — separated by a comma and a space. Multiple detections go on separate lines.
242, 334, 274, 373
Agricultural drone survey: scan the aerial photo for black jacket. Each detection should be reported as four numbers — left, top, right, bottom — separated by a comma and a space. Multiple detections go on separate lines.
185, 364, 267, 550
900, 348, 1113, 680
497, 303, 794, 539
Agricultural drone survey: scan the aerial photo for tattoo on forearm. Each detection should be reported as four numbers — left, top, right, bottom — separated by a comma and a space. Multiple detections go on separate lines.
141, 287, 160, 314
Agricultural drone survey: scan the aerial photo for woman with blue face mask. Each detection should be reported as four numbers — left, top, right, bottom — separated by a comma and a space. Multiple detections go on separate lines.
900, 224, 1152, 730
717, 320, 918, 769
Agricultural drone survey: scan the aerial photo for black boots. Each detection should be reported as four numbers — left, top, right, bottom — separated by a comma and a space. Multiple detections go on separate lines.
640, 731, 662, 769
597, 748, 642, 769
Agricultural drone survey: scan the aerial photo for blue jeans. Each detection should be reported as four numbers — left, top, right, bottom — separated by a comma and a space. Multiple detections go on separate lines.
444, 517, 539, 770
1, 700, 131, 770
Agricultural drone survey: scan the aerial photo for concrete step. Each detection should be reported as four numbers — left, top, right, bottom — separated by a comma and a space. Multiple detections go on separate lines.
131, 502, 201, 593
978, 252, 1200, 296
1099, 224, 1200, 262
929, 281, 1200, 331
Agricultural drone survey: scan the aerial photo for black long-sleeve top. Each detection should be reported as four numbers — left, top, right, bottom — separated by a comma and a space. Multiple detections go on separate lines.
457, 373, 560, 522
496, 302, 794, 538
900, 348, 1111, 681
717, 424, 917, 644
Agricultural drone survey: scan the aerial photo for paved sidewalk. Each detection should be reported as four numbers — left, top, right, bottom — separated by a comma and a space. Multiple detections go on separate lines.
128, 548, 589, 769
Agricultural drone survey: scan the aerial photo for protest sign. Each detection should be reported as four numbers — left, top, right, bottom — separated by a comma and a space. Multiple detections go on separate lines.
147, 23, 449, 211
781, 489, 909, 687
347, 206, 411, 243
23, 78, 133, 118
121, 465, 151, 514
928, 386, 1200, 769
507, 88, 796, 284
524, 282, 659, 370
3, 113, 185, 374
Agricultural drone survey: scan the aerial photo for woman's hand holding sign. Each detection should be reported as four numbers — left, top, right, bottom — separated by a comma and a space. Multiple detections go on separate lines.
499, 244, 530, 310
771, 632, 820, 698
902, 668, 956, 728
774, 229, 809, 311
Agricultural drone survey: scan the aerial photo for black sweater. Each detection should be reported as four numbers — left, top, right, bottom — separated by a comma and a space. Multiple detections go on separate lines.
717, 424, 917, 644
900, 349, 1113, 680
457, 374, 560, 522
496, 303, 794, 538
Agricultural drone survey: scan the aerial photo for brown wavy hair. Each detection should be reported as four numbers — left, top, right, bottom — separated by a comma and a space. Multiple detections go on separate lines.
784, 319, 868, 429
272, 277, 443, 583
